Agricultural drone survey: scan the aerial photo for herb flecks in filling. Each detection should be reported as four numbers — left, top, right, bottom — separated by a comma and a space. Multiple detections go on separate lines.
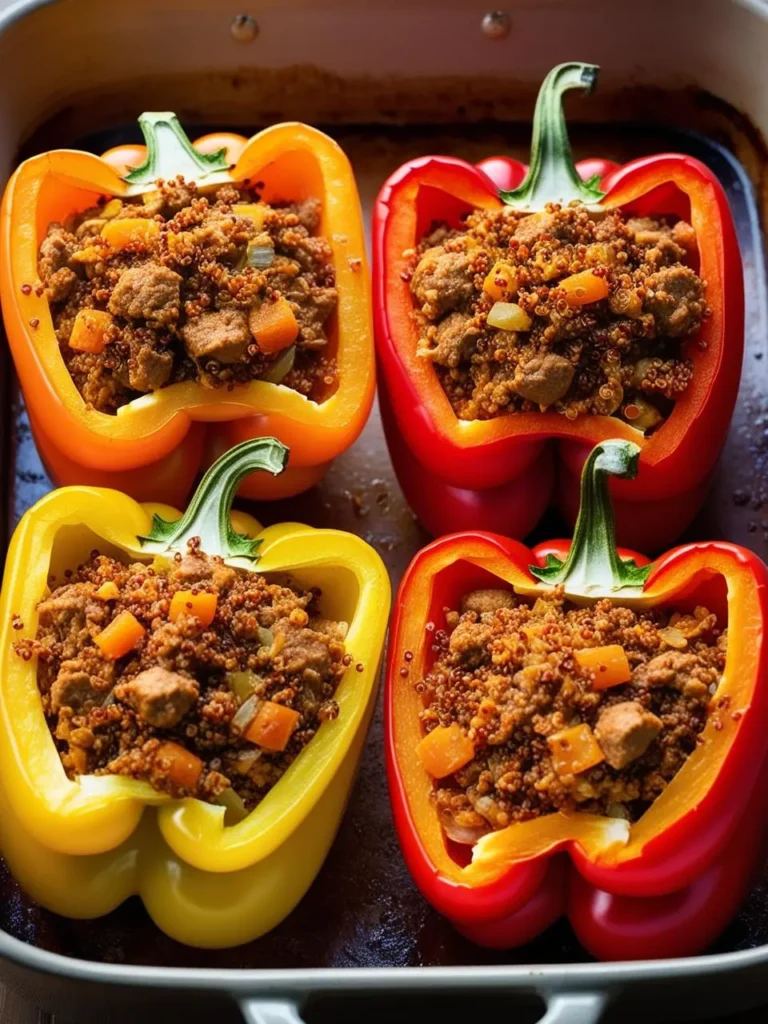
16, 545, 350, 814
407, 203, 707, 428
417, 587, 725, 843
38, 178, 338, 413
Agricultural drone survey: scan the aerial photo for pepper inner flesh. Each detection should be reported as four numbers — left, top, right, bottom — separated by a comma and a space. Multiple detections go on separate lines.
15, 542, 352, 816
37, 178, 338, 413
416, 584, 725, 844
408, 202, 707, 429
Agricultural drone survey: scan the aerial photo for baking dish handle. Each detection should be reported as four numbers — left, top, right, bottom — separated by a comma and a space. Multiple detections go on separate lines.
240, 999, 304, 1024
239, 991, 607, 1024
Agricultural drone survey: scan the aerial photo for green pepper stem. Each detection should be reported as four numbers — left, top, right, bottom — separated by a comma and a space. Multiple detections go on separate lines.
530, 440, 652, 597
499, 62, 605, 211
139, 438, 289, 566
123, 112, 233, 188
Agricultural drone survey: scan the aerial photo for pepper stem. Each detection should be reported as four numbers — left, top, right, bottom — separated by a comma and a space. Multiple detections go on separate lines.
123, 112, 233, 188
139, 438, 289, 567
530, 440, 652, 597
499, 62, 605, 211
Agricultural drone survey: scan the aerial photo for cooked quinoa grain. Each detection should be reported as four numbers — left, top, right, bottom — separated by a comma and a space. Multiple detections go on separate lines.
408, 203, 707, 427
417, 587, 724, 841
38, 178, 337, 413
15, 545, 350, 811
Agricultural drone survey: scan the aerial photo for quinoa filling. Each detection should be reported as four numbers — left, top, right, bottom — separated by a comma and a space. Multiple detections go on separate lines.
416, 587, 726, 842
408, 203, 707, 428
37, 178, 338, 414
15, 544, 350, 813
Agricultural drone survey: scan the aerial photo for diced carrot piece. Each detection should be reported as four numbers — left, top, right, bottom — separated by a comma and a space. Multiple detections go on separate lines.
483, 260, 519, 302
169, 590, 218, 627
233, 202, 271, 230
94, 611, 145, 660
245, 701, 301, 751
548, 724, 605, 776
574, 645, 632, 690
95, 581, 120, 601
68, 309, 114, 353
248, 296, 299, 354
559, 269, 610, 307
101, 217, 160, 251
417, 723, 475, 778
155, 741, 203, 791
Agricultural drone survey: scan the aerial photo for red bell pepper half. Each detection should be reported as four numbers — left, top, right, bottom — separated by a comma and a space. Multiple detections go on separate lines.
385, 439, 768, 959
373, 62, 744, 552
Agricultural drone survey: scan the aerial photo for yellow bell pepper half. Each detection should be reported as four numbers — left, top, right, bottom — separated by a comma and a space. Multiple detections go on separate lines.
0, 438, 390, 947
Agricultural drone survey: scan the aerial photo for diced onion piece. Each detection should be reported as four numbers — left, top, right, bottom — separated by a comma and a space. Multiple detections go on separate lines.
233, 203, 271, 230
487, 301, 532, 332
659, 626, 688, 650
94, 611, 145, 660
548, 724, 604, 775
417, 723, 475, 778
69, 309, 113, 354
483, 261, 518, 302
101, 217, 160, 251
248, 297, 299, 354
260, 345, 296, 385
234, 748, 262, 774
169, 590, 217, 627
257, 626, 275, 647
95, 581, 120, 601
246, 242, 275, 269
559, 270, 610, 307
623, 397, 663, 432
216, 786, 249, 825
155, 741, 203, 790
574, 645, 632, 690
101, 198, 123, 219
441, 811, 489, 846
232, 694, 261, 734
245, 701, 301, 751
227, 670, 259, 703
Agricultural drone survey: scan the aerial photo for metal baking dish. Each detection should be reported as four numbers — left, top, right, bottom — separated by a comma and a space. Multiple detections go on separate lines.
2, 0, 768, 1020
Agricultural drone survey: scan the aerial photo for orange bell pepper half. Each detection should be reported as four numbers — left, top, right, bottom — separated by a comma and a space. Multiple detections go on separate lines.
386, 439, 768, 958
1, 112, 373, 506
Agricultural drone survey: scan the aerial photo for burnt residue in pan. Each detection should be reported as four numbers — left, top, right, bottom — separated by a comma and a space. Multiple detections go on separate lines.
0, 121, 767, 968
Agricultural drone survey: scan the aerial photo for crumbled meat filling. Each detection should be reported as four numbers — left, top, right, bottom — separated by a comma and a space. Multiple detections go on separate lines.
407, 202, 708, 428
38, 179, 338, 413
15, 545, 352, 811
417, 587, 725, 838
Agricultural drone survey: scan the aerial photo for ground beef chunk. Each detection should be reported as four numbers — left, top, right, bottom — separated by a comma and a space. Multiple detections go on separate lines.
460, 589, 517, 615
296, 197, 322, 233
116, 667, 199, 728
643, 265, 704, 337
513, 212, 560, 244
274, 620, 335, 681
181, 309, 250, 364
285, 282, 337, 346
512, 351, 575, 407
168, 551, 237, 591
422, 312, 480, 368
50, 651, 114, 714
632, 650, 716, 698
46, 267, 78, 303
411, 246, 475, 315
115, 327, 174, 392
108, 263, 182, 326
38, 225, 77, 284
594, 701, 663, 770
37, 585, 106, 652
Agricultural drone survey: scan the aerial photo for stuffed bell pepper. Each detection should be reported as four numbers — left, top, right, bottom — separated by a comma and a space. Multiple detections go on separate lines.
374, 62, 743, 551
386, 439, 768, 960
1, 112, 373, 506
0, 438, 389, 947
